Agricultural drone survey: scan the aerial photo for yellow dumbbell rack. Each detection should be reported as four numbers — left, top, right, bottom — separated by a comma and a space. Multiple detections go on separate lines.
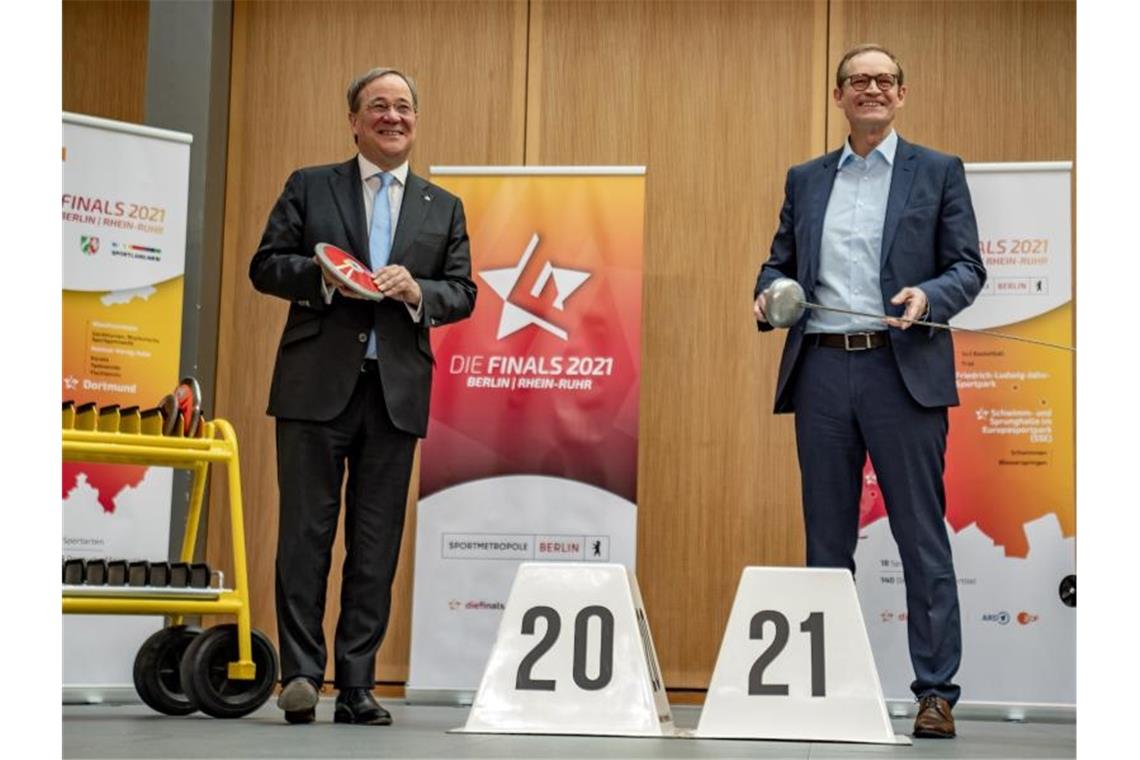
62, 419, 257, 681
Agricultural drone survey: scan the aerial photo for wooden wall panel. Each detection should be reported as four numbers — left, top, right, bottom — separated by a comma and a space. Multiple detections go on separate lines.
828, 1, 1076, 162
212, 0, 528, 683
62, 0, 149, 123
527, 0, 828, 688
208, 0, 1075, 695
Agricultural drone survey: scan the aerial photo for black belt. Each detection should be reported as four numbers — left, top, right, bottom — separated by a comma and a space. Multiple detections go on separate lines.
360, 359, 380, 373
808, 332, 888, 351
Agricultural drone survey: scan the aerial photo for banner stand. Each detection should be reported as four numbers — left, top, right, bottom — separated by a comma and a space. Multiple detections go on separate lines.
408, 167, 647, 703
62, 113, 192, 699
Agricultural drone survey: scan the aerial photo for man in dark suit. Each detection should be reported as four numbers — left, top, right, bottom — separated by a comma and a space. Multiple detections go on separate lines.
753, 45, 985, 738
250, 67, 476, 725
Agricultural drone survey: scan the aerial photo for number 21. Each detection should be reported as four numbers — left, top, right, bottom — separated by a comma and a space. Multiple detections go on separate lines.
748, 610, 825, 697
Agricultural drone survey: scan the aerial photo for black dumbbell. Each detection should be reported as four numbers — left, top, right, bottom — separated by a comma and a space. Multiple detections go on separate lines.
63, 558, 84, 585
85, 559, 107, 585
106, 560, 129, 586
147, 562, 171, 587
128, 561, 150, 587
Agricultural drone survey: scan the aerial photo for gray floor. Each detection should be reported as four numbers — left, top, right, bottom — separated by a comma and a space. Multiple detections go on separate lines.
64, 701, 1075, 759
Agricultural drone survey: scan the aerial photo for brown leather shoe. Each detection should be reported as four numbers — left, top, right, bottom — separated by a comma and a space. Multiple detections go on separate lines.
913, 694, 956, 738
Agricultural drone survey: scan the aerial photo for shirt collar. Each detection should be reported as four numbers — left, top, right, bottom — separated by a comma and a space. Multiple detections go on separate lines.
357, 154, 409, 187
838, 129, 898, 168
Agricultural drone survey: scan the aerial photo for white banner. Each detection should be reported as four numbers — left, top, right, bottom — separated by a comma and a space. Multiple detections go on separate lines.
410, 478, 637, 697
62, 113, 191, 694
855, 162, 1075, 707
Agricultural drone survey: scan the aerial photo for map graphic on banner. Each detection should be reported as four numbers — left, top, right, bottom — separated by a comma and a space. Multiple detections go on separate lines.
62, 114, 191, 691
409, 168, 646, 697
855, 163, 1075, 705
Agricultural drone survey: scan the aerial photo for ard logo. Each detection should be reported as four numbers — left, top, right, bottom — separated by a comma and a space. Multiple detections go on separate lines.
80, 236, 99, 256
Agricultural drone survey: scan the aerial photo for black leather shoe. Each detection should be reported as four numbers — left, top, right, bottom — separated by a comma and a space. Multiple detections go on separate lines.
334, 688, 392, 725
277, 677, 318, 725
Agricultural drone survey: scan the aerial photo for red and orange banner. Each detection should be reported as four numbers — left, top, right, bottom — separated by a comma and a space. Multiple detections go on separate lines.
409, 167, 645, 699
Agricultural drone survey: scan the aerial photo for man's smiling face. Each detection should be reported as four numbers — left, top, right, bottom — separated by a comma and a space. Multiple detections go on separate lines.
349, 74, 418, 170
834, 50, 907, 132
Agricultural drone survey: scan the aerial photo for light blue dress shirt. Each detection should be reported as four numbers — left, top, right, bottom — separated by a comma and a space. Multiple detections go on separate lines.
805, 130, 897, 334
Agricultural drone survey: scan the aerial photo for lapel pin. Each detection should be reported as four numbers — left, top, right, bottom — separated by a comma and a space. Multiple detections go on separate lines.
424, 194, 432, 202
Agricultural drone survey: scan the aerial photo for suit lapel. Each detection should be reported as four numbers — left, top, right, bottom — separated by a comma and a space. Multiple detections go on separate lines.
880, 138, 917, 271
390, 172, 432, 265
329, 159, 369, 263
804, 149, 842, 289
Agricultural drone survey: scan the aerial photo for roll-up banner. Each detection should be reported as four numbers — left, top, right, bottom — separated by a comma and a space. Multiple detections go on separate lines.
408, 167, 646, 702
62, 113, 191, 698
855, 162, 1075, 709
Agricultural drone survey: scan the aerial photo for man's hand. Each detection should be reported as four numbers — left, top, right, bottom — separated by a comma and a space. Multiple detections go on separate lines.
887, 286, 928, 330
314, 254, 367, 300
753, 292, 769, 323
373, 264, 422, 307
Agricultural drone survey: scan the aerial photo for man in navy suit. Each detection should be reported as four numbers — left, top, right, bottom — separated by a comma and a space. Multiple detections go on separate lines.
753, 44, 985, 738
250, 68, 476, 725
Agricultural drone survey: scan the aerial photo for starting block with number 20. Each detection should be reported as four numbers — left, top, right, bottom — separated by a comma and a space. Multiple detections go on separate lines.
458, 563, 907, 744
458, 562, 676, 737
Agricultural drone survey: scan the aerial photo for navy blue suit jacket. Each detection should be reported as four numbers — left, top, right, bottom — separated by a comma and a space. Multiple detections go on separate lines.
754, 137, 986, 413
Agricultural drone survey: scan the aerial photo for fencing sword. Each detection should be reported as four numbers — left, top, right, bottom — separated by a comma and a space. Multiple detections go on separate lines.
760, 278, 1075, 352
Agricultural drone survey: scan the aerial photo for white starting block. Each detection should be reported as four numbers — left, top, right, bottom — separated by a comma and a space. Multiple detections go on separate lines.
695, 567, 910, 745
457, 562, 677, 737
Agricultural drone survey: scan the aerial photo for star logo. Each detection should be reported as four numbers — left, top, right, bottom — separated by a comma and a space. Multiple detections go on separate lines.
64, 375, 79, 391
478, 233, 590, 341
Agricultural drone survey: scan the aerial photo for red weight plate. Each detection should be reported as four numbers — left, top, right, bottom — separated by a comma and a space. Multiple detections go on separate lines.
175, 377, 202, 436
314, 243, 383, 300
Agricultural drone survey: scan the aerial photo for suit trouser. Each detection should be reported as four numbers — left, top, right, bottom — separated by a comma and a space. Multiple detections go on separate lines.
792, 340, 962, 706
274, 363, 417, 688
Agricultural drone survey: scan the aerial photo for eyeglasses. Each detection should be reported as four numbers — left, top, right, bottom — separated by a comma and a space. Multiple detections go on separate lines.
363, 99, 415, 117
845, 73, 898, 92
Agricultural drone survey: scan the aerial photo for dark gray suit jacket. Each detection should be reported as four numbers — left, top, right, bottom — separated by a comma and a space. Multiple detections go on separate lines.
250, 158, 477, 437
755, 137, 986, 413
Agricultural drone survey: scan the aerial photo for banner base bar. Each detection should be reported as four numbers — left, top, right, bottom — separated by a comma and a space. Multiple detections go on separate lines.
449, 726, 687, 738
63, 685, 140, 705
404, 687, 475, 706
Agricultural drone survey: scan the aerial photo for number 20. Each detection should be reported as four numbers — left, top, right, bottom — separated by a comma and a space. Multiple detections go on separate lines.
515, 605, 615, 691
748, 610, 826, 697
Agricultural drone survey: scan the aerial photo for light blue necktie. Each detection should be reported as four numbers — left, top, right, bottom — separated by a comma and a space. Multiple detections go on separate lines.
365, 172, 394, 359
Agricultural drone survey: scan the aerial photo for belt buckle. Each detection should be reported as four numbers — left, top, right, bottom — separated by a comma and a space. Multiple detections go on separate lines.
844, 332, 874, 351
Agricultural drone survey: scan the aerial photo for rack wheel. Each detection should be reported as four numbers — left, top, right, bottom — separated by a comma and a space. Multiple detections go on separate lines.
179, 624, 278, 719
133, 625, 202, 716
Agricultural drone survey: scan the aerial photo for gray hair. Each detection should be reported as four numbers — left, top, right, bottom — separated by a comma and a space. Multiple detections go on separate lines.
346, 67, 419, 112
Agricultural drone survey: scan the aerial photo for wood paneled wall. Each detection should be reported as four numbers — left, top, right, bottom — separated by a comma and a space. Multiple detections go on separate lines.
203, 0, 1074, 689
62, 0, 149, 123
827, 1, 1076, 161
